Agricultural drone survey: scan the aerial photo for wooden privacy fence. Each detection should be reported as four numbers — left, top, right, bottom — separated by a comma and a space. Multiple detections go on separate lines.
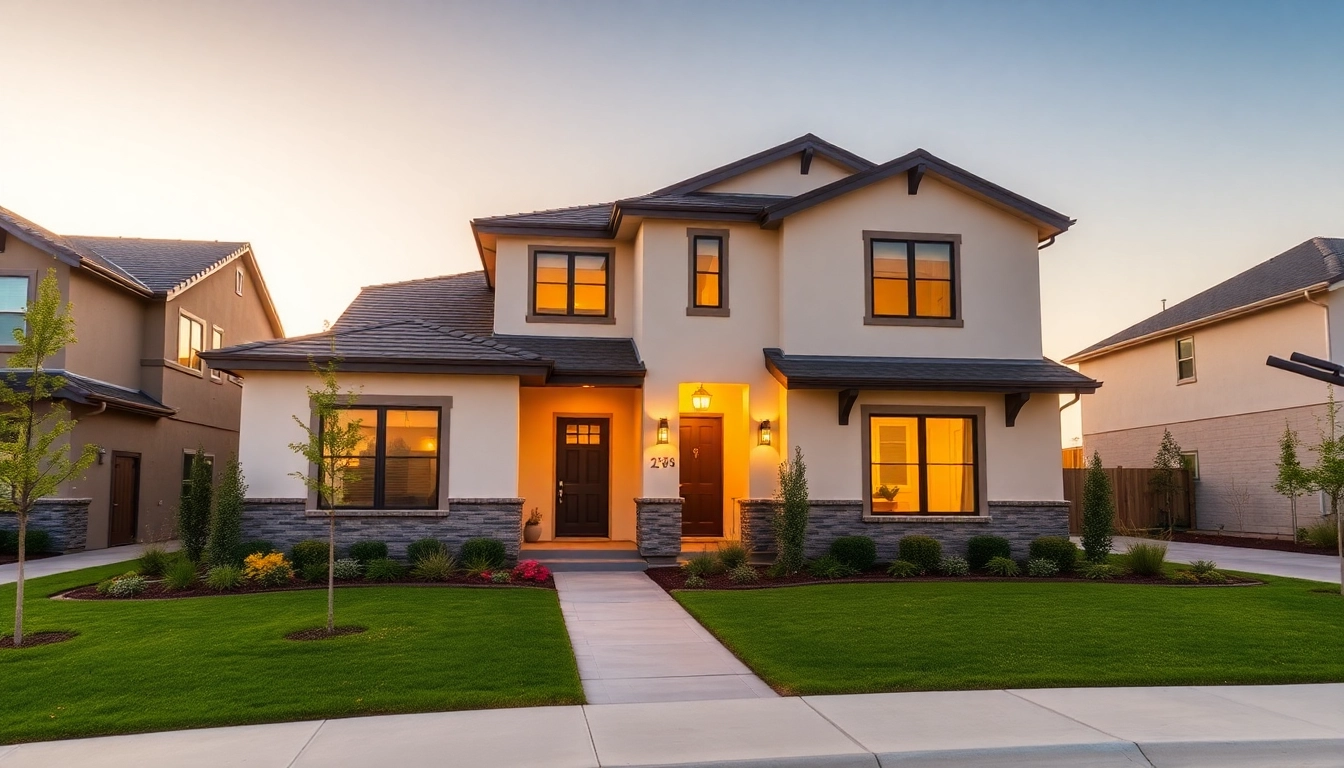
1063, 467, 1195, 534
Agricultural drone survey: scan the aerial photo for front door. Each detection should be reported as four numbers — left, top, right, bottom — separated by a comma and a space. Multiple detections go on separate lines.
554, 418, 610, 537
108, 453, 140, 547
679, 416, 723, 537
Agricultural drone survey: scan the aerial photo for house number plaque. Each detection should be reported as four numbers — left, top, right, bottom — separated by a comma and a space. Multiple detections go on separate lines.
649, 457, 676, 469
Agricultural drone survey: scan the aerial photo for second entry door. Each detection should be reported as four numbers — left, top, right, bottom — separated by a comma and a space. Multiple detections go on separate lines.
554, 418, 610, 537
679, 416, 723, 537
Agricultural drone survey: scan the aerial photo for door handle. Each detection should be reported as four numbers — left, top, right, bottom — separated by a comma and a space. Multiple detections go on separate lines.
557, 480, 564, 502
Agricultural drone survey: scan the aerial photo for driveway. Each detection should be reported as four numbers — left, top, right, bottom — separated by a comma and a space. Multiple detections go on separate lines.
1111, 536, 1340, 583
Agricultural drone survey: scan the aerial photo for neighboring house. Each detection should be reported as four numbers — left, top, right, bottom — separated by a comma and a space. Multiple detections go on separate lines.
1065, 237, 1344, 536
0, 206, 283, 550
205, 134, 1097, 563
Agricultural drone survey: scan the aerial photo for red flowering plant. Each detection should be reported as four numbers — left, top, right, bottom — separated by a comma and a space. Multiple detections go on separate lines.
511, 560, 551, 583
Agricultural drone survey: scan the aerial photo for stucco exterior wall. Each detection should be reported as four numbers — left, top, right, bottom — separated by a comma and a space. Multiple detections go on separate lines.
778, 175, 1044, 359
491, 236, 635, 338
238, 371, 520, 501
64, 270, 145, 389
1078, 300, 1328, 436
701, 154, 852, 196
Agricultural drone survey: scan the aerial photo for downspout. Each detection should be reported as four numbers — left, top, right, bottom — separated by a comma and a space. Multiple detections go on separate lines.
1059, 392, 1080, 412
1037, 236, 1057, 250
1303, 288, 1332, 368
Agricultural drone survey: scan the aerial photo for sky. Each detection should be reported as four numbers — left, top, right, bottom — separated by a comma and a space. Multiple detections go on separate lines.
2, 0, 1342, 444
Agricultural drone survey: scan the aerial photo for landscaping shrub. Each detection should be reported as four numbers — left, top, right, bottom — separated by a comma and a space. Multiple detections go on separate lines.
105, 572, 147, 598
772, 446, 810, 575
807, 555, 857, 579
242, 552, 294, 586
1029, 537, 1079, 573
728, 564, 760, 584
364, 558, 404, 582
289, 539, 329, 571
348, 540, 390, 564
205, 454, 246, 566
1026, 558, 1059, 578
715, 541, 749, 570
233, 540, 277, 564
683, 574, 706, 589
966, 535, 1011, 570
886, 560, 920, 578
985, 556, 1020, 577
1303, 518, 1340, 550
300, 561, 328, 583
461, 556, 494, 578
411, 551, 457, 582
1170, 570, 1200, 584
1081, 562, 1119, 580
1125, 541, 1168, 577
828, 536, 877, 572
164, 558, 199, 590
137, 544, 173, 577
938, 556, 970, 577
1081, 451, 1115, 562
1, 528, 55, 555
407, 538, 448, 565
1189, 559, 1218, 576
178, 448, 214, 563
898, 535, 943, 574
683, 552, 722, 579
333, 558, 363, 580
205, 565, 242, 591
458, 538, 506, 569
1197, 569, 1229, 584
511, 560, 551, 584
490, 570, 511, 584
0, 530, 13, 554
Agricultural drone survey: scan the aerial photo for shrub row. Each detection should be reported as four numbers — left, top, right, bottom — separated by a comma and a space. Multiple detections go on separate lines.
0, 529, 53, 555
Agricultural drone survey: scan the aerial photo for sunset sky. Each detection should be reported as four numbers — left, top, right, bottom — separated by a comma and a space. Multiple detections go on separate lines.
3, 0, 1341, 443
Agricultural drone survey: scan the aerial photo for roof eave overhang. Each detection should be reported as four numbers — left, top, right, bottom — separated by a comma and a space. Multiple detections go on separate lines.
199, 355, 551, 379
764, 352, 1099, 394
649, 134, 875, 196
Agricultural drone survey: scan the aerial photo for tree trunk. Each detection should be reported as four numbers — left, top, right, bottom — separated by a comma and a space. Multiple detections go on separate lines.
327, 512, 335, 633
1336, 510, 1342, 597
13, 513, 25, 647
1291, 497, 1299, 542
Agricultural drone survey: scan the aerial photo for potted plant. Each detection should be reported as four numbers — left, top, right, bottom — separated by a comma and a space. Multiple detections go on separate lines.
871, 485, 900, 513
523, 507, 543, 543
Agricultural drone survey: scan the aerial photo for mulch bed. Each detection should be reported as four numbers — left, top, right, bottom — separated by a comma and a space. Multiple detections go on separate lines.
58, 574, 556, 601
0, 631, 77, 649
645, 565, 1260, 592
285, 626, 367, 641
1173, 532, 1336, 555
0, 552, 61, 566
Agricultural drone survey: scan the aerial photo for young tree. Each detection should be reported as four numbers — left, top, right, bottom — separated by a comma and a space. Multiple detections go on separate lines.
771, 445, 809, 576
178, 447, 214, 562
288, 359, 364, 634
206, 453, 247, 566
1081, 451, 1114, 563
1148, 429, 1184, 534
0, 270, 98, 646
1274, 423, 1311, 542
1305, 387, 1344, 593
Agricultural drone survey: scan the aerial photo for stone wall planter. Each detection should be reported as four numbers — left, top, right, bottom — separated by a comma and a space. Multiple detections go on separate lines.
636, 498, 683, 564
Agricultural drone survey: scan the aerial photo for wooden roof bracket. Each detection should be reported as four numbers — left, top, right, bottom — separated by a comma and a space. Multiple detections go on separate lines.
1005, 392, 1031, 427
839, 388, 859, 425
908, 163, 927, 195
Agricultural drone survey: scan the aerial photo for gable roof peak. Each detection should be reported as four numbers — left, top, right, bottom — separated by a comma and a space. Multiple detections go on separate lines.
649, 133, 875, 196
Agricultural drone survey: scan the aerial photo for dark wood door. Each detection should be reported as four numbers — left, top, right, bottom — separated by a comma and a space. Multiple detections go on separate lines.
108, 453, 140, 547
555, 418, 610, 537
679, 416, 723, 537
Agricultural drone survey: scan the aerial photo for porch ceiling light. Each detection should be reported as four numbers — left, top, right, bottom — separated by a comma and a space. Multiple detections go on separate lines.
691, 384, 712, 411
656, 418, 670, 445
758, 419, 772, 446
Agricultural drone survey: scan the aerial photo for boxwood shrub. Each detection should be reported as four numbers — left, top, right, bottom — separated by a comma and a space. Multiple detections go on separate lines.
828, 536, 877, 572
289, 539, 329, 571
348, 540, 389, 564
966, 535, 1011, 569
0, 529, 52, 555
1028, 536, 1079, 573
897, 535, 943, 574
458, 538, 507, 569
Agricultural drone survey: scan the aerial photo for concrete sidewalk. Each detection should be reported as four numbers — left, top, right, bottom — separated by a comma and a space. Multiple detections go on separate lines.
3, 684, 1340, 767
1111, 536, 1341, 584
0, 542, 171, 585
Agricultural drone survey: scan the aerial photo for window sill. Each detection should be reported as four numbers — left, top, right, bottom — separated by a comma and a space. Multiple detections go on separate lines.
305, 509, 449, 518
863, 514, 991, 523
1177, 377, 1198, 385
686, 307, 730, 317
164, 360, 205, 378
864, 316, 964, 328
525, 314, 616, 325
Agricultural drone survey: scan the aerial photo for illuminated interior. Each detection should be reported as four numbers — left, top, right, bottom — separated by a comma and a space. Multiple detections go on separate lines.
693, 235, 722, 307
869, 415, 975, 514
871, 240, 953, 318
534, 251, 608, 316
324, 408, 439, 509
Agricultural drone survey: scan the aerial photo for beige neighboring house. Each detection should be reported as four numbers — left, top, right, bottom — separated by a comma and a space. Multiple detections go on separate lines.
1066, 237, 1344, 536
0, 205, 283, 551
206, 134, 1097, 565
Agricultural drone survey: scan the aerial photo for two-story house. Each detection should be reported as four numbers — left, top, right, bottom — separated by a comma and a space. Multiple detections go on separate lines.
0, 205, 283, 551
1066, 237, 1344, 536
205, 135, 1097, 564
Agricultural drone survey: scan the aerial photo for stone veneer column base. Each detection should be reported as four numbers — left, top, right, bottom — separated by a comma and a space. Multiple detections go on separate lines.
1, 498, 92, 553
635, 498, 683, 564
745, 500, 1069, 560
241, 498, 525, 561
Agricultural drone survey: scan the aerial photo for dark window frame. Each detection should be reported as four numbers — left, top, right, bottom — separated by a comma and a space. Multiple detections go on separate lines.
180, 450, 215, 495
859, 405, 987, 517
686, 228, 730, 317
526, 245, 616, 325
862, 231, 964, 327
319, 405, 443, 511
1176, 336, 1196, 383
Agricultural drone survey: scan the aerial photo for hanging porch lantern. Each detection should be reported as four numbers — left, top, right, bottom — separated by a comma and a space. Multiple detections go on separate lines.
691, 384, 712, 412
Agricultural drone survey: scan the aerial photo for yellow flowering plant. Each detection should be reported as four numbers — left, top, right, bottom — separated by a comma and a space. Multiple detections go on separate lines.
243, 552, 294, 587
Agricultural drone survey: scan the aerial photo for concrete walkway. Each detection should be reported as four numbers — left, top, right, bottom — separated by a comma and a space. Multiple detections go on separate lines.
3, 683, 1341, 767
0, 542, 172, 585
1112, 535, 1341, 583
553, 571, 776, 704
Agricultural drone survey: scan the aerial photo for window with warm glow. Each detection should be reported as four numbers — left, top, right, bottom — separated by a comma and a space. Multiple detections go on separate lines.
322, 406, 440, 509
177, 313, 205, 370
533, 250, 609, 317
870, 239, 955, 319
692, 235, 722, 308
868, 414, 976, 514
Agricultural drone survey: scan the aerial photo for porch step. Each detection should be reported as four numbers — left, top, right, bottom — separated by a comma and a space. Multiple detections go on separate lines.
525, 547, 648, 572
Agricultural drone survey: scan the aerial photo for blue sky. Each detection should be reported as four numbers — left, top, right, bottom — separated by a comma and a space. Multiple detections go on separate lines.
2, 0, 1341, 440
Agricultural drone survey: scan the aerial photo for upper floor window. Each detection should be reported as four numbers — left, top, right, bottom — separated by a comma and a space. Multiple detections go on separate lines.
864, 232, 962, 327
863, 408, 981, 516
528, 248, 613, 323
1176, 336, 1195, 382
177, 312, 205, 370
210, 326, 224, 381
687, 229, 729, 316
235, 267, 244, 296
321, 406, 441, 509
181, 450, 214, 494
0, 275, 30, 340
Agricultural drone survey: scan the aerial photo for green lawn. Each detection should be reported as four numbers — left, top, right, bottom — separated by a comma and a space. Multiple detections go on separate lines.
0, 561, 582, 744
675, 575, 1344, 696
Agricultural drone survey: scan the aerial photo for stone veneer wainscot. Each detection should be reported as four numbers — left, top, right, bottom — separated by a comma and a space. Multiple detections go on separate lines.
0, 498, 92, 553
241, 498, 525, 560
635, 497, 682, 564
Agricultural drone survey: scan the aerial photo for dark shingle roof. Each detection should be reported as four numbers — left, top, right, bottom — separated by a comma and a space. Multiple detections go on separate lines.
471, 202, 614, 230
0, 205, 150, 292
471, 193, 790, 232
335, 272, 495, 335
650, 133, 875, 196
764, 348, 1099, 393
65, 237, 248, 294
0, 369, 174, 416
203, 320, 542, 368
1067, 237, 1344, 361
494, 335, 644, 382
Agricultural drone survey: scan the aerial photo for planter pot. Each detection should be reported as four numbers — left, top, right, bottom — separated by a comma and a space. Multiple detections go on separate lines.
523, 523, 542, 543
871, 500, 898, 513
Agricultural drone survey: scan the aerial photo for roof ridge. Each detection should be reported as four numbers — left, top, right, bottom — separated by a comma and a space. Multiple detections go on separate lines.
66, 235, 249, 246
360, 270, 486, 290
419, 322, 541, 359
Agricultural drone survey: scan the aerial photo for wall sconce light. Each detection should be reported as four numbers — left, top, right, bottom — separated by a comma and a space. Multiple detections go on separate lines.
97, 447, 107, 465
691, 384, 712, 411
758, 419, 772, 446
656, 418, 670, 445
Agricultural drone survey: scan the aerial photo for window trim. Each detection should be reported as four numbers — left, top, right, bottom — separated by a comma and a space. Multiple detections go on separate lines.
176, 309, 207, 372
0, 269, 37, 352
181, 449, 215, 495
209, 325, 225, 382
862, 231, 964, 327
686, 228, 730, 317
525, 245, 616, 325
235, 267, 244, 297
859, 405, 988, 518
1176, 336, 1196, 383
1181, 450, 1200, 481
306, 394, 452, 513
